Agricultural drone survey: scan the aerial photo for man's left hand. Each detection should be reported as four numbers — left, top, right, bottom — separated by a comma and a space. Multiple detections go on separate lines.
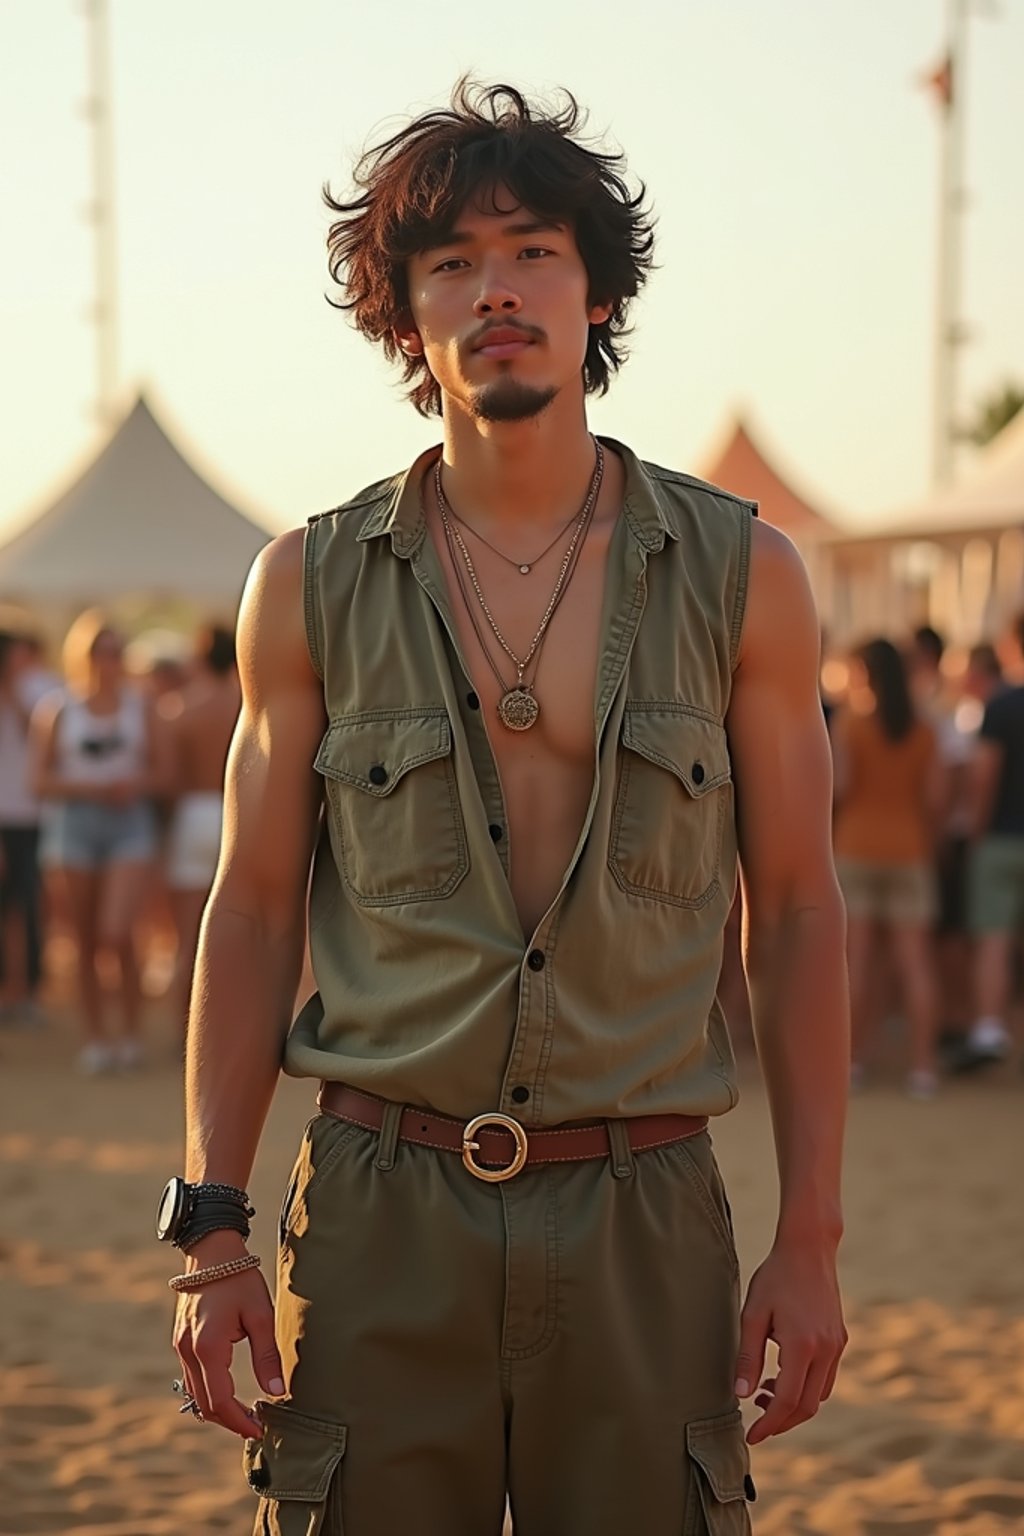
734, 1238, 847, 1445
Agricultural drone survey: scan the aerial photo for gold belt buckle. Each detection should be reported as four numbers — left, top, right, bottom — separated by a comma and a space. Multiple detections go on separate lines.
462, 1112, 529, 1183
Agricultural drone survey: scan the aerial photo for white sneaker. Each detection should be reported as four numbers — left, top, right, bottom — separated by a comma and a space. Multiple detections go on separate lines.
114, 1037, 146, 1071
78, 1042, 117, 1075
967, 1019, 1011, 1058
906, 1069, 939, 1101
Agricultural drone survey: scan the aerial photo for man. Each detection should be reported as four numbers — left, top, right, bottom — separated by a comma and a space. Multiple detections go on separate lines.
165, 83, 848, 1536
162, 624, 241, 1037
959, 614, 1024, 1071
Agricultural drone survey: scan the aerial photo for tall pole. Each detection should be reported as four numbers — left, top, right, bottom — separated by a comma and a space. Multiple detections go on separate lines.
80, 0, 119, 426
930, 0, 972, 488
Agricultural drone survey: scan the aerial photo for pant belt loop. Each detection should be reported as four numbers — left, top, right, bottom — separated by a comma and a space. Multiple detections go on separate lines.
374, 1100, 404, 1172
606, 1118, 635, 1180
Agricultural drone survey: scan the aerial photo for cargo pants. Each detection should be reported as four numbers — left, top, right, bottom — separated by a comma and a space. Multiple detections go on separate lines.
242, 1105, 755, 1535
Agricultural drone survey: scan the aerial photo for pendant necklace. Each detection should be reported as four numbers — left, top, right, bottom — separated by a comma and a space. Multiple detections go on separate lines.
435, 441, 604, 732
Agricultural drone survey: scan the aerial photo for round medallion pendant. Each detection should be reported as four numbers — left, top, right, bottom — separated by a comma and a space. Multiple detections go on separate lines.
498, 688, 540, 731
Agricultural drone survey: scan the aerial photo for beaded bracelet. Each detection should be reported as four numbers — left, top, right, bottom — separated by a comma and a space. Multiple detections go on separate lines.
192, 1181, 251, 1206
168, 1254, 261, 1292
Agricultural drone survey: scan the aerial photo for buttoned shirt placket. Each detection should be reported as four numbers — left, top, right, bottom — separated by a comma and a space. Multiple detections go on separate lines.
374, 449, 674, 1125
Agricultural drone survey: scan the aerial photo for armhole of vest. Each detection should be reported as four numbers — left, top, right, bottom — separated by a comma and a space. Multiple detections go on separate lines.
728, 501, 755, 672
303, 518, 325, 682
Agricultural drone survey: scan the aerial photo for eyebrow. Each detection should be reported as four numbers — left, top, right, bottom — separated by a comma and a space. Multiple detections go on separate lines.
420, 219, 566, 255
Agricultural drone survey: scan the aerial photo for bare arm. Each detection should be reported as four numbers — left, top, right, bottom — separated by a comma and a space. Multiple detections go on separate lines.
30, 699, 87, 801
172, 528, 326, 1439
183, 528, 326, 1194
726, 519, 849, 1443
140, 696, 176, 800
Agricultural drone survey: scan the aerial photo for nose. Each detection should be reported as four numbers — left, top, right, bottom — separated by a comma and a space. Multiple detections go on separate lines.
472, 261, 522, 318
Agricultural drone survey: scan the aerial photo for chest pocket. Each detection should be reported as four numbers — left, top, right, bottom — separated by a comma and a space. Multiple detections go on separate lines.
609, 705, 731, 909
315, 709, 469, 907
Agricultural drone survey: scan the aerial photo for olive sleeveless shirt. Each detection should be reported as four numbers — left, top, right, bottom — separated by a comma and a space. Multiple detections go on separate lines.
286, 438, 754, 1126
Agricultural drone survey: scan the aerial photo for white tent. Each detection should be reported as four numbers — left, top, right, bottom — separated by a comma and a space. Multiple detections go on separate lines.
817, 409, 1024, 645
0, 392, 273, 607
860, 407, 1024, 539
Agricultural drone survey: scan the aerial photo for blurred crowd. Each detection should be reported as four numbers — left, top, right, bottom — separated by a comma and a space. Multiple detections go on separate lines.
1, 604, 1022, 1095
0, 610, 240, 1072
823, 618, 1024, 1097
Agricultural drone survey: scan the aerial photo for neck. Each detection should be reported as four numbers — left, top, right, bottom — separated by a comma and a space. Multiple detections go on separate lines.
440, 388, 597, 530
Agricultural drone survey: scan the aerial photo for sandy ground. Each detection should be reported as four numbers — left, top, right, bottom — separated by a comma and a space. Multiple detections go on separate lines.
1, 998, 1022, 1536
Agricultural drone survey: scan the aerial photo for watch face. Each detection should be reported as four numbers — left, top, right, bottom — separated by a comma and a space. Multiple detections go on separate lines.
156, 1178, 186, 1241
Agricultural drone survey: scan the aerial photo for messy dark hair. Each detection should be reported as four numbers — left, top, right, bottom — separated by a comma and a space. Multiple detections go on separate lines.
324, 79, 655, 416
861, 638, 916, 742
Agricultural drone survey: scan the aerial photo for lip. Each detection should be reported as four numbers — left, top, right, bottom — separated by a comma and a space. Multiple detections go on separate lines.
472, 328, 535, 358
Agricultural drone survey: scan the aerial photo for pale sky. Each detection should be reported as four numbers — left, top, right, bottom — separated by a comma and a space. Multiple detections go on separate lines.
1, 0, 1022, 544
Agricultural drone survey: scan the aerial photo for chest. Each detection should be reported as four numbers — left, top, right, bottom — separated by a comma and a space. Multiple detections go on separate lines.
430, 512, 614, 772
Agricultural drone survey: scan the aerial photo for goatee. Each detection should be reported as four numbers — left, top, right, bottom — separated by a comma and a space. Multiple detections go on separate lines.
470, 377, 557, 423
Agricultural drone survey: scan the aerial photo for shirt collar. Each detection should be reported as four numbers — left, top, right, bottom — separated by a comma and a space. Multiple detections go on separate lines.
355, 435, 678, 557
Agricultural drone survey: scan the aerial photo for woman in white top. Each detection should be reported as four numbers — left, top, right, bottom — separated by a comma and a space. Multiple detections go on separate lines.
33, 612, 170, 1074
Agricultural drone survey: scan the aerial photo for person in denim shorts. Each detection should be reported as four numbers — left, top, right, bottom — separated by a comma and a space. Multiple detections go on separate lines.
33, 611, 169, 1073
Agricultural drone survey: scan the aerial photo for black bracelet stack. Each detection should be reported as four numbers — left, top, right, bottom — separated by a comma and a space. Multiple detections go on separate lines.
174, 1184, 256, 1253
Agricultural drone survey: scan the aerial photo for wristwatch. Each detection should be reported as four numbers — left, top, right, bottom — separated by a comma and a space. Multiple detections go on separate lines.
156, 1178, 252, 1243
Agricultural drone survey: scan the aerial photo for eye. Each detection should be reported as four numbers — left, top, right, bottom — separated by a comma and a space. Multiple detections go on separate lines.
519, 246, 553, 260
432, 257, 469, 273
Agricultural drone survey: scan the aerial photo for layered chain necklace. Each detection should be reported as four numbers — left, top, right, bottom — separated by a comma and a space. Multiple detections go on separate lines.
435, 441, 605, 732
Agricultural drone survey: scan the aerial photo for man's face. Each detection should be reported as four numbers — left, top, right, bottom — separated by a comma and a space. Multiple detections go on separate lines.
401, 193, 611, 423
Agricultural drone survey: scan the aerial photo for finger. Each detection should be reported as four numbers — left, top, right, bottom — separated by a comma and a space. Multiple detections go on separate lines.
776, 1348, 834, 1434
734, 1301, 770, 1401
175, 1336, 212, 1422
242, 1299, 285, 1399
821, 1323, 849, 1402
193, 1329, 263, 1439
746, 1347, 812, 1445
820, 1350, 842, 1403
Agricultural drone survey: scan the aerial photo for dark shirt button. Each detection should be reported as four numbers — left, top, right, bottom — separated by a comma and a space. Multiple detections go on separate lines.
368, 764, 388, 786
466, 691, 480, 710
527, 949, 545, 972
691, 761, 705, 786
510, 1085, 530, 1105
744, 1474, 757, 1503
488, 823, 504, 842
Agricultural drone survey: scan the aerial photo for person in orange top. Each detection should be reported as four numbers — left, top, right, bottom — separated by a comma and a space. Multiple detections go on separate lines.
833, 638, 945, 1097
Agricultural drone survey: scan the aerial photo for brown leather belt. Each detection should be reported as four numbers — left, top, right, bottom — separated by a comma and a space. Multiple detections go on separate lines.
317, 1082, 708, 1183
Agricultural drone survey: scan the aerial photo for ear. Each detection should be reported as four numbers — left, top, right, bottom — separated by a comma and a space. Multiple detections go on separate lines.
394, 318, 424, 357
587, 300, 613, 327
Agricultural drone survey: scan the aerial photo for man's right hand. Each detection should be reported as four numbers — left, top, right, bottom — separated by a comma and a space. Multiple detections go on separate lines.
170, 1231, 285, 1438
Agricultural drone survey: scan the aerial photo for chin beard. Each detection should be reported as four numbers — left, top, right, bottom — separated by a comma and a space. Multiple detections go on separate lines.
469, 376, 558, 424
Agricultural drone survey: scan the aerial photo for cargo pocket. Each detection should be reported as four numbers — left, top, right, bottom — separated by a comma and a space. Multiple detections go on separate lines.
315, 708, 468, 906
684, 1409, 754, 1536
243, 1401, 347, 1536
609, 705, 731, 909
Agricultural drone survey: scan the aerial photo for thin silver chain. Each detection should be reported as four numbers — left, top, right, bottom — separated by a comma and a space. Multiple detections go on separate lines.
435, 441, 604, 685
441, 495, 583, 574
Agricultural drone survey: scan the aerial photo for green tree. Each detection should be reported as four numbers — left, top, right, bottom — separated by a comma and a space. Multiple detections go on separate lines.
966, 380, 1024, 446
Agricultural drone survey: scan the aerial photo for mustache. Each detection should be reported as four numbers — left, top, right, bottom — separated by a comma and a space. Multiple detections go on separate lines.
466, 319, 546, 351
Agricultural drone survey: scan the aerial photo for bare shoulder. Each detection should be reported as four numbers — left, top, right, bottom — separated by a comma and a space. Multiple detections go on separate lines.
736, 519, 819, 681
237, 529, 315, 696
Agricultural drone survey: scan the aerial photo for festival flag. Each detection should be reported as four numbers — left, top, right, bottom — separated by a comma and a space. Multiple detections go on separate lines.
920, 52, 954, 110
